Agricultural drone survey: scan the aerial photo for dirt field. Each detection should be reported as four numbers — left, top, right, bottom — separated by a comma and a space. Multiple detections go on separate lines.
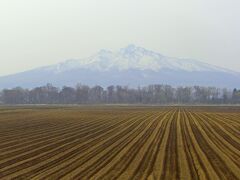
0, 106, 239, 180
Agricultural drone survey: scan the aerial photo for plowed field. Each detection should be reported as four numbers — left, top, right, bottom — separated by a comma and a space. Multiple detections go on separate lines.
0, 106, 239, 180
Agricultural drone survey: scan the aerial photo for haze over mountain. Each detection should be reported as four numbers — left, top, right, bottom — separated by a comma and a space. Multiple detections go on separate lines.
0, 45, 240, 89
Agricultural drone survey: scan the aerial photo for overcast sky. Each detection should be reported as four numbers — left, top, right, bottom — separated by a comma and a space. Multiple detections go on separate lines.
0, 0, 240, 76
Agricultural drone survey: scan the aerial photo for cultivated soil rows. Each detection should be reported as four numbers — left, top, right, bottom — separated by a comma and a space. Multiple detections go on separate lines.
0, 106, 239, 180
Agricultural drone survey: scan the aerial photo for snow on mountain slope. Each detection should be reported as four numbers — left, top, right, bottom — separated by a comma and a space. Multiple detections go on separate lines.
0, 44, 239, 89
42, 44, 235, 74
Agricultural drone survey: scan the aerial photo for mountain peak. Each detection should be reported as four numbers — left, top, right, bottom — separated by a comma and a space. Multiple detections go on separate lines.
120, 44, 145, 54
0, 45, 239, 88
125, 44, 137, 50
41, 45, 236, 74
98, 49, 112, 55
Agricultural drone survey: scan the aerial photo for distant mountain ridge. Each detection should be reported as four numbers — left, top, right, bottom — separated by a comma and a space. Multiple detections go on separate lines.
40, 44, 236, 74
0, 44, 240, 88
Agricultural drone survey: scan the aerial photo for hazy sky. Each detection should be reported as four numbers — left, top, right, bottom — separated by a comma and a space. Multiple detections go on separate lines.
0, 0, 240, 76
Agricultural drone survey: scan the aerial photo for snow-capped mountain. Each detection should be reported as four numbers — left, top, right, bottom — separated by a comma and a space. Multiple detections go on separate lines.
42, 44, 234, 74
0, 44, 240, 88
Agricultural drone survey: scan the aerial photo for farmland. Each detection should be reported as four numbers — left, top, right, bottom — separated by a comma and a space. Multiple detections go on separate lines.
0, 106, 239, 180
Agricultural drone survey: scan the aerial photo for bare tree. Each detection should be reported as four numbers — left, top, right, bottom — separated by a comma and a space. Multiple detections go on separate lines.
0, 83, 238, 105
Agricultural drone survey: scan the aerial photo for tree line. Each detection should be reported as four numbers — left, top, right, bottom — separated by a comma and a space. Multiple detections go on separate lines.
0, 83, 240, 104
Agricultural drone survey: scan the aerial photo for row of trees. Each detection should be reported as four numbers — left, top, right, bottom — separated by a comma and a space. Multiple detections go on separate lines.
0, 83, 240, 104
